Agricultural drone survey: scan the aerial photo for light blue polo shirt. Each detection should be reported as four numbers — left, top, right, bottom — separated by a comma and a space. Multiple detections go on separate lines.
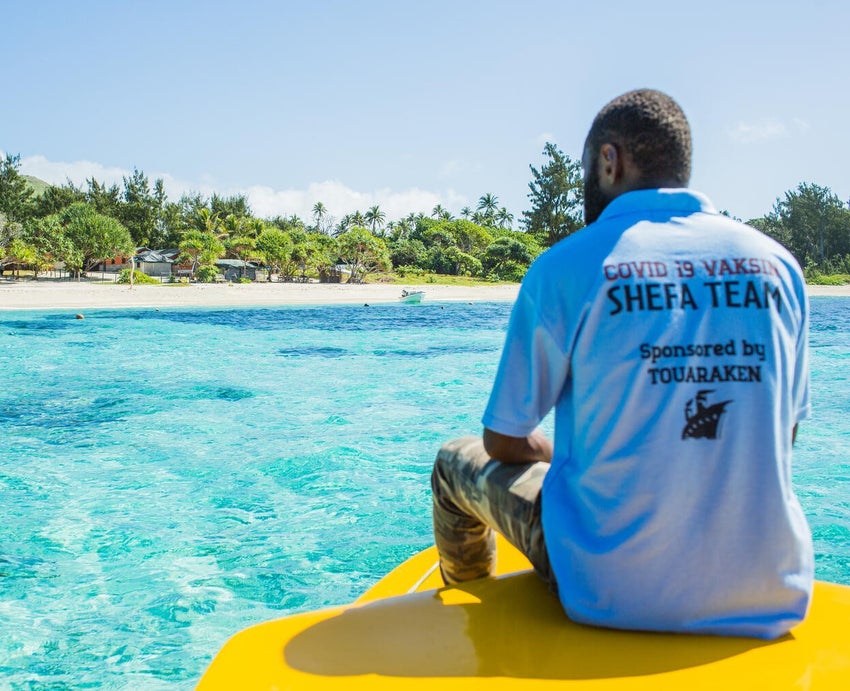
482, 188, 813, 638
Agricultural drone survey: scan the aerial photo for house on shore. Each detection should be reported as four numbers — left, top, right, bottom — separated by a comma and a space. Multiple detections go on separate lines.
135, 250, 174, 277
214, 259, 258, 281
94, 248, 179, 278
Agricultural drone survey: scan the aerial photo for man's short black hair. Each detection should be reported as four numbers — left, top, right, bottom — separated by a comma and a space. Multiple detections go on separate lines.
586, 89, 692, 187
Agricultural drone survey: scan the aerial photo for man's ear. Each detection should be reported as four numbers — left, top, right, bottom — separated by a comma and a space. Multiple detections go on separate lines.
599, 142, 621, 185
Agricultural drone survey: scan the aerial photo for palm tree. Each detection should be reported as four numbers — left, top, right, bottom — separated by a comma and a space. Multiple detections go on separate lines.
179, 230, 224, 277
226, 234, 256, 278
460, 206, 472, 219
221, 213, 246, 239
335, 214, 353, 236
477, 193, 499, 220
350, 210, 366, 228
244, 218, 265, 238
312, 202, 327, 233
189, 207, 223, 237
496, 207, 514, 229
431, 204, 454, 221
391, 215, 414, 241
364, 205, 386, 235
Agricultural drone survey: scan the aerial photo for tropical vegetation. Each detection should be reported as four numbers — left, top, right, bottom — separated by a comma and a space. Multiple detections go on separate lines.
1, 148, 848, 285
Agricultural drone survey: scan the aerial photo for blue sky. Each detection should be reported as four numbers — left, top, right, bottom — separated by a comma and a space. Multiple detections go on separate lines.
2, 0, 848, 225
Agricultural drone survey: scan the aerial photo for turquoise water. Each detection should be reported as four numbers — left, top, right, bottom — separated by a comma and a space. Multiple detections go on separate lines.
0, 298, 847, 688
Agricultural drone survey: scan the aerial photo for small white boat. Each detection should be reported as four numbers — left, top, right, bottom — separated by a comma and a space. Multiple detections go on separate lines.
400, 289, 425, 304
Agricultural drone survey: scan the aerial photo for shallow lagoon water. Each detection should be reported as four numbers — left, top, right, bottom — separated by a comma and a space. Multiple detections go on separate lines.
0, 298, 847, 688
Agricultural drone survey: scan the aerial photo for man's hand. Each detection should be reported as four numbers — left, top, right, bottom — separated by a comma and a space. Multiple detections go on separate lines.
482, 427, 553, 465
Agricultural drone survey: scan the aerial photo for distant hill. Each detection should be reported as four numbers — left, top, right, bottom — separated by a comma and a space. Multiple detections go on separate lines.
23, 175, 52, 197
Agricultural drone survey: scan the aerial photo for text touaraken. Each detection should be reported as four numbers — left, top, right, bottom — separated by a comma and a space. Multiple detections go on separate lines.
646, 364, 762, 385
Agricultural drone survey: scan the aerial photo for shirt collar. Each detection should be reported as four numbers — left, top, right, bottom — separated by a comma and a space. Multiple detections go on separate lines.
597, 188, 717, 223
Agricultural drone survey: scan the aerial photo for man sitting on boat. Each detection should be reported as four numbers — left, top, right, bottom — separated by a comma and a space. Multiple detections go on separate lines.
432, 89, 813, 639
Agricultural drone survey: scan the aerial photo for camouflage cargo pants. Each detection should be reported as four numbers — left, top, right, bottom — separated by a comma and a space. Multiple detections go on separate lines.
431, 435, 556, 591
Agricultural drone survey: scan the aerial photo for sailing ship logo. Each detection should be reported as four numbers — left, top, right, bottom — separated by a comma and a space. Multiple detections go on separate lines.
682, 389, 732, 440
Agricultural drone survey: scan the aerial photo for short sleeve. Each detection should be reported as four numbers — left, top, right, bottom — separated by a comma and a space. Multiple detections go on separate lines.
482, 287, 569, 437
793, 292, 811, 423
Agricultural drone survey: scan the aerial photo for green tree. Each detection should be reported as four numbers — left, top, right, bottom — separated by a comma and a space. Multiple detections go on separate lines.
308, 232, 339, 280
364, 205, 386, 235
225, 234, 256, 278
337, 226, 390, 283
23, 214, 65, 278
421, 227, 455, 250
389, 215, 415, 241
350, 210, 366, 228
442, 219, 492, 255
312, 201, 332, 234
188, 207, 223, 237
760, 182, 850, 268
482, 236, 535, 281
119, 168, 163, 247
496, 207, 514, 229
159, 200, 189, 245
268, 214, 306, 233
488, 226, 543, 257
255, 228, 293, 277
432, 204, 453, 221
521, 142, 584, 247
195, 264, 222, 283
1, 211, 22, 253
748, 216, 787, 247
413, 219, 494, 275
221, 213, 248, 239
389, 237, 428, 269
85, 178, 121, 219
33, 180, 86, 217
0, 154, 35, 223
210, 193, 251, 219
1, 212, 23, 275
175, 193, 207, 222
335, 213, 354, 235
4, 237, 38, 278
179, 230, 225, 276
279, 228, 314, 280
56, 202, 134, 278
444, 245, 482, 276
476, 193, 499, 227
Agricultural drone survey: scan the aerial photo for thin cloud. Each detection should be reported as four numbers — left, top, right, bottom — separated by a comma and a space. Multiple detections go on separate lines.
16, 154, 469, 221
791, 117, 811, 134
18, 154, 130, 188
245, 181, 467, 221
728, 120, 788, 143
439, 159, 463, 178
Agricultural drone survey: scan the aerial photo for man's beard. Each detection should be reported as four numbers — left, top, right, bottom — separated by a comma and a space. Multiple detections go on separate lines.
583, 164, 613, 225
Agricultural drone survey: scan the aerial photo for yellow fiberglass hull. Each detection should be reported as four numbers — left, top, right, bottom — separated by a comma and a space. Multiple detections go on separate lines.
199, 537, 850, 689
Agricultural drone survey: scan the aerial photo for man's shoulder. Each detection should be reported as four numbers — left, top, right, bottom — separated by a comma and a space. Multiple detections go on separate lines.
700, 212, 805, 272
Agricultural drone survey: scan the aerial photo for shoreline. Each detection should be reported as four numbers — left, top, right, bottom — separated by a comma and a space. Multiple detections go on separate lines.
0, 279, 521, 311
0, 279, 846, 312
805, 284, 850, 297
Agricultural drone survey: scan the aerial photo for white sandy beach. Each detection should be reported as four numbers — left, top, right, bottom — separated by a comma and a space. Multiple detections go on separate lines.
0, 279, 846, 312
805, 284, 850, 297
0, 279, 522, 311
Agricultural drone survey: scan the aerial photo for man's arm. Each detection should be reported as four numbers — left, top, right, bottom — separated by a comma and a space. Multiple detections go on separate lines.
483, 427, 553, 465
